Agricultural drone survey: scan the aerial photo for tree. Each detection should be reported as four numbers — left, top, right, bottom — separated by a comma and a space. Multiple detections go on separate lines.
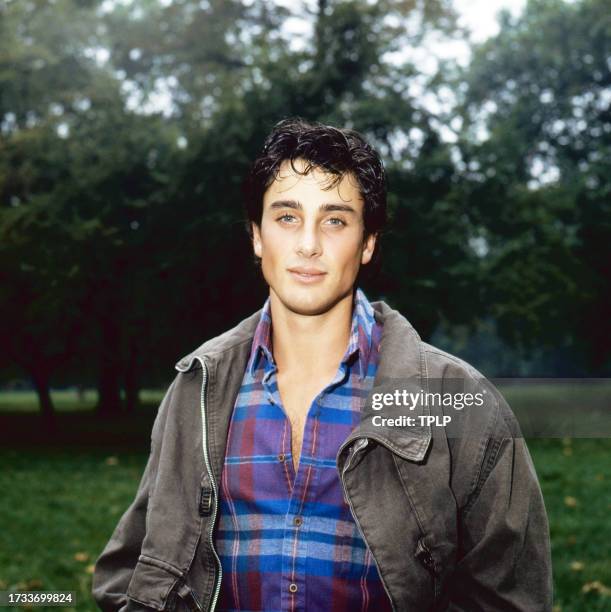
453, 0, 611, 373
0, 0, 107, 417
0, 0, 180, 415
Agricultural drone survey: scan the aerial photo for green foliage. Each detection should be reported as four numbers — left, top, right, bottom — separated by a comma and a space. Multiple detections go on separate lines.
1, 0, 609, 414
0, 0, 103, 127
453, 0, 611, 370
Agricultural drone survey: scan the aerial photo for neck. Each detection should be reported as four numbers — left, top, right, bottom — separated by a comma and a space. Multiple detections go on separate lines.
269, 290, 354, 377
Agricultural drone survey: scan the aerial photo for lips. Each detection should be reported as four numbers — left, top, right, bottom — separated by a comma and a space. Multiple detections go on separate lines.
288, 267, 326, 276
287, 267, 327, 283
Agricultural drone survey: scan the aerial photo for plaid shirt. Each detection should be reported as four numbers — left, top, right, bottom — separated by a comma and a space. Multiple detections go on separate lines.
215, 288, 392, 612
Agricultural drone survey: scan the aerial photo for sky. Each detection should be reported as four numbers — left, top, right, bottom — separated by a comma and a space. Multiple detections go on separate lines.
453, 0, 527, 43
431, 0, 527, 68
410, 0, 527, 141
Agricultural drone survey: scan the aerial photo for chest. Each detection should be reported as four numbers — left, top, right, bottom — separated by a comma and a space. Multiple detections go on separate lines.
276, 373, 332, 470
217, 360, 394, 612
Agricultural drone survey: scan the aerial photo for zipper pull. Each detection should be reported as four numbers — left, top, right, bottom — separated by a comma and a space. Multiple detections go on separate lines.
176, 581, 204, 612
415, 538, 438, 576
199, 484, 214, 516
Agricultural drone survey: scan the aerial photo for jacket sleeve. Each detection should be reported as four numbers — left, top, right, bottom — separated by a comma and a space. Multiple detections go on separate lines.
448, 411, 553, 611
92, 380, 176, 612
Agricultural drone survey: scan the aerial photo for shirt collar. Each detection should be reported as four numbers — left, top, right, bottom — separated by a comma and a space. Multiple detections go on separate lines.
346, 287, 377, 379
247, 296, 274, 375
247, 287, 377, 380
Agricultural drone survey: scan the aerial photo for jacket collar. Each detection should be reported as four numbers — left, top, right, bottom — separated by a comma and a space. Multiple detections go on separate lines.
344, 300, 432, 463
175, 300, 431, 463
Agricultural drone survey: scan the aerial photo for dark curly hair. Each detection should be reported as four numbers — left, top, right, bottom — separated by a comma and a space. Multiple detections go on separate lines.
242, 117, 387, 277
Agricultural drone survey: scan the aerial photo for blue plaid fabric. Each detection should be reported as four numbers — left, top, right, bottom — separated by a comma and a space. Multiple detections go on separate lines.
215, 288, 392, 611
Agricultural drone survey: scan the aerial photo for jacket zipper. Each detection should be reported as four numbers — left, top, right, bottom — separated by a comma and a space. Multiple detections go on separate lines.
339, 438, 397, 612
195, 357, 222, 612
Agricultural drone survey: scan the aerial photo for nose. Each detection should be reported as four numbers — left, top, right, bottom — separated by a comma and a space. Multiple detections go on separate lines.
296, 221, 322, 258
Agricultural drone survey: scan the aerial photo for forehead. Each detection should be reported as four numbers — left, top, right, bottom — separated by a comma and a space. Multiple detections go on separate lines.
263, 158, 363, 206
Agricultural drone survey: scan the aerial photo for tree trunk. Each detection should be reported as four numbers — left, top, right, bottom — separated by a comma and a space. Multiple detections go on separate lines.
97, 364, 123, 416
124, 340, 140, 412
97, 316, 123, 416
32, 368, 56, 429
315, 0, 329, 62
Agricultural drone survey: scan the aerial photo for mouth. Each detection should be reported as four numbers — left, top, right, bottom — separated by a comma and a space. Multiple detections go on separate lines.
287, 267, 327, 284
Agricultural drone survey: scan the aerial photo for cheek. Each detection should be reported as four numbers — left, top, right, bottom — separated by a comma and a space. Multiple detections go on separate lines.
259, 225, 287, 266
259, 223, 278, 253
327, 235, 364, 271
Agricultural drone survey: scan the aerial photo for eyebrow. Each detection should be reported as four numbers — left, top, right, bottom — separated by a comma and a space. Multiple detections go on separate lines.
268, 199, 357, 214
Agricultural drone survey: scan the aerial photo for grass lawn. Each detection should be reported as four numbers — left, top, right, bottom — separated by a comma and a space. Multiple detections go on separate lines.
0, 386, 610, 611
529, 438, 611, 611
0, 448, 148, 612
0, 389, 165, 413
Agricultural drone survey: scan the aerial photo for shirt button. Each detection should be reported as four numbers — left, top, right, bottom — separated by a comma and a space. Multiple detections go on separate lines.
288, 583, 298, 594
277, 453, 286, 462
293, 516, 303, 527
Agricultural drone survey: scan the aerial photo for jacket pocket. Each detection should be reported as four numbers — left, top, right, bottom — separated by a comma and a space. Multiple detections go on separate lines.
126, 555, 183, 611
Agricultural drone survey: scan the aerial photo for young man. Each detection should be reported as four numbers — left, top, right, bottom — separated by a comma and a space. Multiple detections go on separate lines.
93, 118, 552, 611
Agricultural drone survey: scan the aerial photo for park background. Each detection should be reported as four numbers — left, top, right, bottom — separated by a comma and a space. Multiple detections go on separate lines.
0, 0, 609, 609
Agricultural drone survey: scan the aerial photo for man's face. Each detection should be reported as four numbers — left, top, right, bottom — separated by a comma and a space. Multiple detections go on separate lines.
251, 158, 376, 316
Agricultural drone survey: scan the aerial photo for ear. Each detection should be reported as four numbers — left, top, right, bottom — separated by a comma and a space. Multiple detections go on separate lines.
361, 233, 377, 265
252, 222, 262, 258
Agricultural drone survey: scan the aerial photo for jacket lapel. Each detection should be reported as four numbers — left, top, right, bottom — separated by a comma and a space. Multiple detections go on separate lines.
338, 301, 432, 464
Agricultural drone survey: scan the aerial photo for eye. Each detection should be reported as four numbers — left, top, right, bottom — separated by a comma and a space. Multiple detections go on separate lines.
325, 217, 346, 227
277, 213, 297, 224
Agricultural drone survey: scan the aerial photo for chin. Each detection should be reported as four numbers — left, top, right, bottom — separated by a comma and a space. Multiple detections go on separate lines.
275, 284, 352, 317
284, 298, 332, 316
